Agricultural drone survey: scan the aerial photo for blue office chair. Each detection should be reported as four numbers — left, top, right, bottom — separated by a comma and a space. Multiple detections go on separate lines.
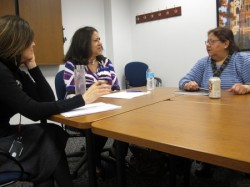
0, 150, 24, 187
125, 61, 162, 88
54, 70, 117, 178
54, 70, 83, 139
54, 70, 88, 176
55, 70, 67, 100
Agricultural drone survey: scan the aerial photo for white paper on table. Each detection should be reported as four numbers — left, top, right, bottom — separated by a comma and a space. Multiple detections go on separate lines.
175, 90, 209, 96
101, 91, 150, 99
61, 102, 121, 117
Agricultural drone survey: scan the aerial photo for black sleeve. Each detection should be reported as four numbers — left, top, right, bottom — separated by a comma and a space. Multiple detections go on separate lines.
0, 64, 85, 121
27, 66, 55, 102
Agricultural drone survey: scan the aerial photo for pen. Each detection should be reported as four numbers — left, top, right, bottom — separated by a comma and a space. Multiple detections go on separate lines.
199, 87, 209, 91
126, 90, 142, 92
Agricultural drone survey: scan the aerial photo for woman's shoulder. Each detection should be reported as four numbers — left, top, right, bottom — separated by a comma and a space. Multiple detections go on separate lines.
0, 61, 8, 71
99, 56, 113, 66
195, 56, 210, 66
199, 56, 210, 61
232, 51, 250, 58
231, 52, 250, 64
0, 61, 14, 75
65, 60, 74, 66
64, 60, 75, 70
0, 62, 20, 81
105, 58, 113, 64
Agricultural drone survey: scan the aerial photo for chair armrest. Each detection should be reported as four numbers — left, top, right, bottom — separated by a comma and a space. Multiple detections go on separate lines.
125, 80, 130, 89
154, 77, 162, 87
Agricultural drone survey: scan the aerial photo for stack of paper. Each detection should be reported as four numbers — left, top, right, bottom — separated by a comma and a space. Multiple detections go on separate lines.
175, 90, 209, 96
101, 91, 150, 99
61, 102, 121, 117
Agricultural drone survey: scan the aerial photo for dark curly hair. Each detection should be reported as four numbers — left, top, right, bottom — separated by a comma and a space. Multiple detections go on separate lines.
64, 26, 105, 65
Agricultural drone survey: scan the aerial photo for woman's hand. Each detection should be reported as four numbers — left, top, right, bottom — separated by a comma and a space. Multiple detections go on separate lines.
82, 80, 111, 104
23, 54, 37, 69
184, 81, 199, 91
21, 42, 37, 69
228, 83, 250, 95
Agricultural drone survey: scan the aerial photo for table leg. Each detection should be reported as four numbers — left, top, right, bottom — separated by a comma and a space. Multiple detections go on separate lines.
85, 129, 97, 187
169, 155, 190, 187
115, 140, 127, 187
169, 155, 176, 187
183, 159, 190, 187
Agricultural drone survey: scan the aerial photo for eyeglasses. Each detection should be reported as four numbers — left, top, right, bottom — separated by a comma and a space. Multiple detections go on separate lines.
205, 40, 220, 45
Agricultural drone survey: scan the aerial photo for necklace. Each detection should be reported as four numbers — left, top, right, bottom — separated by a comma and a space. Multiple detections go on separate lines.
89, 59, 96, 65
211, 55, 231, 77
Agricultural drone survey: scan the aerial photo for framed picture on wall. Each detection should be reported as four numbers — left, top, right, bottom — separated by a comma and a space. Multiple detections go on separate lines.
216, 0, 250, 51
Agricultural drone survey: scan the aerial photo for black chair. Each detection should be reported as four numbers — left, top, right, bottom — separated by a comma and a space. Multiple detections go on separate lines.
124, 61, 162, 88
0, 150, 25, 187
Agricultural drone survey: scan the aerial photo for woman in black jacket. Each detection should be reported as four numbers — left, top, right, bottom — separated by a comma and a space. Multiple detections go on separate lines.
0, 15, 111, 187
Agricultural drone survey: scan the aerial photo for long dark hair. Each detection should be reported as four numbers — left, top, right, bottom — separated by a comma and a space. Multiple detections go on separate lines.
208, 27, 239, 54
64, 26, 99, 65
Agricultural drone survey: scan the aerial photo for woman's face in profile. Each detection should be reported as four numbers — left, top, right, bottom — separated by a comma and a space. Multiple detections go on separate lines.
20, 42, 35, 64
206, 33, 227, 59
91, 31, 103, 57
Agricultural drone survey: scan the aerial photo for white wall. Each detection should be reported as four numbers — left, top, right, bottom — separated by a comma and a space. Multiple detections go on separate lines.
36, 0, 218, 92
128, 0, 217, 86
61, 0, 106, 54
12, 0, 217, 124
58, 0, 217, 105
108, 0, 133, 88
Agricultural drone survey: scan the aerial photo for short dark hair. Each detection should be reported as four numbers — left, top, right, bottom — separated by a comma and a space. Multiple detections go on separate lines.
208, 27, 239, 54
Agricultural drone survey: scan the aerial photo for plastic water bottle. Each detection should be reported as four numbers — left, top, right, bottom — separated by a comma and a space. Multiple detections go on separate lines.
74, 65, 86, 95
146, 67, 155, 90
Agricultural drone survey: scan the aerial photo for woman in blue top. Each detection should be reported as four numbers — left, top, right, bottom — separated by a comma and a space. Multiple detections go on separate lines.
179, 27, 250, 95
63, 26, 120, 177
179, 27, 250, 177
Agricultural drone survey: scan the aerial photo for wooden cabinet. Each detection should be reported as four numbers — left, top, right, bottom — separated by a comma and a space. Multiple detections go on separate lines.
0, 0, 16, 15
0, 0, 64, 65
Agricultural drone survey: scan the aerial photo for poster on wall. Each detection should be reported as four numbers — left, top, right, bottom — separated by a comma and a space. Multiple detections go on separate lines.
216, 0, 250, 51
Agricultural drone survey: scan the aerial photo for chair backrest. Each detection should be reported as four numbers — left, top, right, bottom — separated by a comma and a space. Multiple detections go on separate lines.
0, 150, 24, 187
55, 70, 66, 100
125, 61, 149, 88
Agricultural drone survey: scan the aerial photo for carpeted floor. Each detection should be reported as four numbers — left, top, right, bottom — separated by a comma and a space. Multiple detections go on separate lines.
7, 137, 250, 187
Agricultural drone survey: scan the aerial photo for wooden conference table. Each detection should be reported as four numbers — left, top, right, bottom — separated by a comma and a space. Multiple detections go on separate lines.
49, 87, 177, 129
172, 89, 250, 108
92, 91, 250, 187
49, 87, 177, 187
